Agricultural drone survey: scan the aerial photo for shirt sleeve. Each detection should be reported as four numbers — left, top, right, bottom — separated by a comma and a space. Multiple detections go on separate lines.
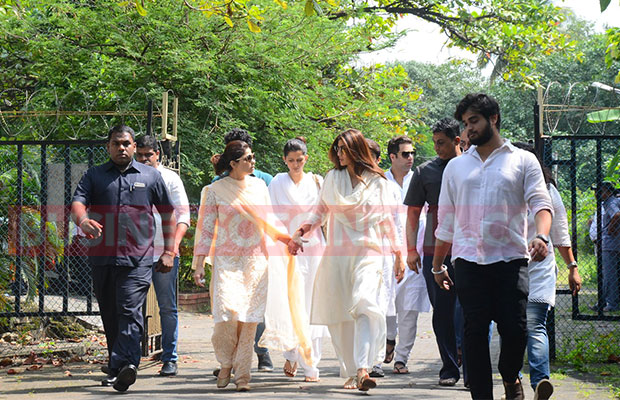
523, 152, 553, 218
152, 174, 174, 215
72, 169, 92, 205
193, 186, 217, 257
168, 172, 190, 226
589, 211, 598, 242
403, 166, 425, 207
548, 184, 571, 247
434, 163, 456, 243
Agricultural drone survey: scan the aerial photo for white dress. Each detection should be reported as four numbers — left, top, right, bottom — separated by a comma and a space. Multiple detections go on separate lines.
309, 169, 401, 377
268, 172, 329, 378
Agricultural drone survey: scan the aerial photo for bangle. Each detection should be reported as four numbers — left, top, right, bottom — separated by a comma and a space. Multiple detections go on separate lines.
431, 264, 448, 275
567, 261, 578, 268
164, 250, 176, 257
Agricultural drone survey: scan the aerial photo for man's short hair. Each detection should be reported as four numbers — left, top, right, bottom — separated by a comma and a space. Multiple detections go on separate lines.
455, 93, 501, 130
431, 118, 461, 140
107, 125, 135, 142
387, 135, 413, 156
224, 128, 253, 147
135, 135, 159, 150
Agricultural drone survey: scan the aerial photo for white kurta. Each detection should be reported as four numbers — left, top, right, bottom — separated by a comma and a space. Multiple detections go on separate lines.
309, 169, 398, 376
385, 169, 431, 313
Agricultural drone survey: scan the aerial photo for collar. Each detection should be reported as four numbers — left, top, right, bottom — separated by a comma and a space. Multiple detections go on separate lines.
105, 158, 139, 173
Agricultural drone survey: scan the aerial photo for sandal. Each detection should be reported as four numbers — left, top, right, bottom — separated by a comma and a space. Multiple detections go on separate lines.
283, 360, 297, 377
304, 376, 320, 382
357, 372, 377, 392
343, 377, 357, 389
393, 361, 409, 374
383, 339, 396, 363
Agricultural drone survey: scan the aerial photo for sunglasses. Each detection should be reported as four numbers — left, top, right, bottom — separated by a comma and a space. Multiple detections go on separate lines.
333, 145, 346, 153
236, 153, 255, 162
399, 151, 415, 158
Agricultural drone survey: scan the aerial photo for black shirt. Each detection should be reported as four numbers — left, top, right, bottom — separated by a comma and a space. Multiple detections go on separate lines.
72, 159, 173, 267
404, 156, 450, 255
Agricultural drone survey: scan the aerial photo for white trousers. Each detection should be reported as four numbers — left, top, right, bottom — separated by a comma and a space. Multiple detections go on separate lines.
394, 309, 419, 364
329, 314, 375, 378
283, 337, 323, 379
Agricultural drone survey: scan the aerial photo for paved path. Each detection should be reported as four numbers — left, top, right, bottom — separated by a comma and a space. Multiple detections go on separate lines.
0, 311, 614, 399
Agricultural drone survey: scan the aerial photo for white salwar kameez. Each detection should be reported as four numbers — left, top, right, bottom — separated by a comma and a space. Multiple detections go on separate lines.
268, 172, 329, 379
308, 169, 401, 378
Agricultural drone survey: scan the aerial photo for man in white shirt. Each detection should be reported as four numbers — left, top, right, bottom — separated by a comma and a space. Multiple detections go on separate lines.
431, 94, 553, 400
136, 135, 190, 377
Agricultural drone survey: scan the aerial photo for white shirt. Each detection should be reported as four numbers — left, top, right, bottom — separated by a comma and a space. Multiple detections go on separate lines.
435, 140, 552, 265
385, 169, 413, 201
153, 164, 190, 261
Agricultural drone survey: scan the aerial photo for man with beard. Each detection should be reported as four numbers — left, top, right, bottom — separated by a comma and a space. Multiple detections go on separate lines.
431, 94, 553, 400
71, 125, 175, 392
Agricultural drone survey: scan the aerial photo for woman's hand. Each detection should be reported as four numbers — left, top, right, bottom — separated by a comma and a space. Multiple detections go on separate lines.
193, 265, 205, 287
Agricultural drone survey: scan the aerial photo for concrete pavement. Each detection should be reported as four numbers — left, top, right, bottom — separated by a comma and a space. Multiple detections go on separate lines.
0, 311, 614, 399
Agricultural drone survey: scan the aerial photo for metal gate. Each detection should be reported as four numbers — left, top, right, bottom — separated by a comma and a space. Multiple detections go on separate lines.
534, 84, 620, 361
0, 89, 180, 359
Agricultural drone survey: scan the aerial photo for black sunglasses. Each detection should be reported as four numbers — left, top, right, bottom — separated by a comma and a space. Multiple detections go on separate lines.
235, 153, 255, 162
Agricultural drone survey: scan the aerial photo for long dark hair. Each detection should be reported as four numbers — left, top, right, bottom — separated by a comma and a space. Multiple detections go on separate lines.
213, 140, 250, 176
283, 136, 307, 157
329, 129, 385, 180
513, 141, 556, 187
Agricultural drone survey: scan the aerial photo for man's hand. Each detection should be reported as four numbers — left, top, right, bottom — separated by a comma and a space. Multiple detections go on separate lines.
407, 249, 421, 274
155, 253, 174, 273
394, 255, 406, 283
568, 267, 582, 296
528, 238, 548, 261
193, 265, 205, 287
432, 265, 453, 291
80, 219, 103, 240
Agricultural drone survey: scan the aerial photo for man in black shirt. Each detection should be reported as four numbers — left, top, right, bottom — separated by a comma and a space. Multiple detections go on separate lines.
404, 118, 463, 387
71, 125, 175, 392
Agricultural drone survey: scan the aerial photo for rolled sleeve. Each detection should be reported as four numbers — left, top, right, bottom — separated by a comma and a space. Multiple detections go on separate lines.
434, 165, 455, 243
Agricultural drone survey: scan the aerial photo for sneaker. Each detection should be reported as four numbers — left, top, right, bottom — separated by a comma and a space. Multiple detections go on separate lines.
160, 361, 178, 376
369, 365, 384, 378
502, 378, 524, 400
257, 353, 274, 372
534, 379, 554, 400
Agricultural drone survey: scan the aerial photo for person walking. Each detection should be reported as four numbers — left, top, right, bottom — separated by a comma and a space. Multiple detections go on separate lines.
431, 94, 553, 400
135, 135, 190, 377
71, 125, 175, 392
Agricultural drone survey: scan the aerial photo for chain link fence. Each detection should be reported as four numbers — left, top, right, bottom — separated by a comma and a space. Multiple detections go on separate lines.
537, 83, 620, 363
0, 141, 110, 358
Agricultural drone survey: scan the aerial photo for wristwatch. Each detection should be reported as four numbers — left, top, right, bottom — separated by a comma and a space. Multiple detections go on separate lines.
535, 234, 550, 245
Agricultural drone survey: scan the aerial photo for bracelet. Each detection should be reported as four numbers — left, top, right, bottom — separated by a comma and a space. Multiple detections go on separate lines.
298, 227, 306, 236
567, 261, 578, 268
164, 250, 176, 257
77, 215, 88, 226
431, 264, 448, 275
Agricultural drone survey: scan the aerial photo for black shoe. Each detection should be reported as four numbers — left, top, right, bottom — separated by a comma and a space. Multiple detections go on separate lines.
101, 365, 110, 375
101, 375, 117, 387
503, 378, 524, 400
257, 353, 274, 372
369, 365, 385, 378
213, 368, 220, 377
160, 361, 178, 376
113, 364, 137, 392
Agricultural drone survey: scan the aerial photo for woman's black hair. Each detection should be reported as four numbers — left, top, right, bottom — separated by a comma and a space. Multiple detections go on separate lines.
283, 137, 307, 157
213, 140, 250, 176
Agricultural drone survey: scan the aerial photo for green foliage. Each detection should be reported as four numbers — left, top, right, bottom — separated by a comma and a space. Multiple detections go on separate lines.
0, 0, 422, 201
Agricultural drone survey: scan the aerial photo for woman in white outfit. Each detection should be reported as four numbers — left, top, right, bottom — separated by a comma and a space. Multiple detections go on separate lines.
289, 129, 406, 392
268, 137, 329, 382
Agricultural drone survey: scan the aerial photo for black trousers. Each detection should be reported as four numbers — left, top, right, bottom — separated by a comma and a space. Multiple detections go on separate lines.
454, 258, 529, 400
92, 264, 152, 374
422, 255, 461, 381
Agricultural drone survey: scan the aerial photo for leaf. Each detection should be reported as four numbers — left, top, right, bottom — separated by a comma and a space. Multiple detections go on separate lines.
223, 16, 233, 27
273, 0, 287, 9
600, 0, 612, 12
304, 0, 314, 16
247, 19, 261, 33
64, 370, 72, 377
26, 364, 43, 371
134, 1, 147, 16
7, 368, 20, 375
587, 108, 620, 123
